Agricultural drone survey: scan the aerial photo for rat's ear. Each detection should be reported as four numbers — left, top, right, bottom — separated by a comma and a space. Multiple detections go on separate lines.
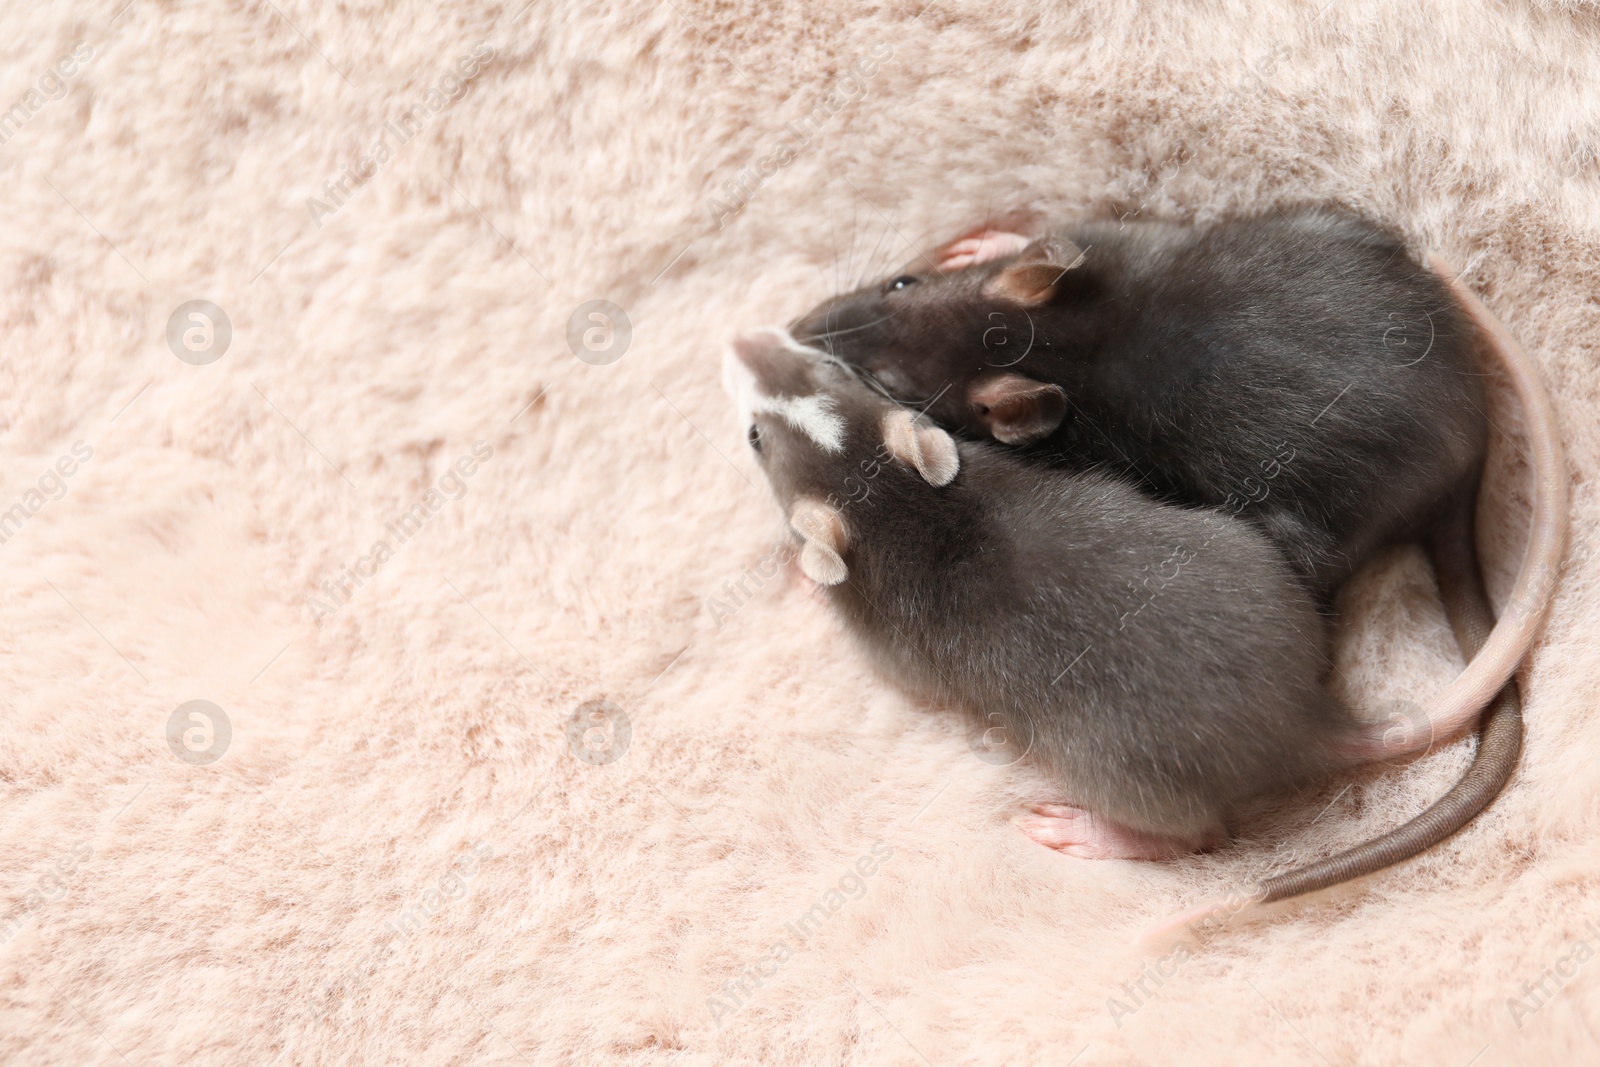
881, 409, 960, 486
799, 540, 847, 585
789, 498, 849, 585
970, 375, 1067, 445
935, 229, 1032, 271
981, 238, 1088, 307
984, 263, 1065, 306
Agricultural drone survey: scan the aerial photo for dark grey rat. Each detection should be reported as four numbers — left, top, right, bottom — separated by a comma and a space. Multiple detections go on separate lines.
725, 327, 1362, 858
792, 207, 1482, 600
782, 212, 1567, 923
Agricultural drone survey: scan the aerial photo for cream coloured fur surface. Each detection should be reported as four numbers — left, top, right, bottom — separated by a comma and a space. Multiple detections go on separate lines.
0, 1, 1597, 1063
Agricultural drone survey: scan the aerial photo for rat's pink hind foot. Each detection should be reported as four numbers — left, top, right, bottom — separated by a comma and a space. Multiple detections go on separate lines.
1017, 803, 1209, 860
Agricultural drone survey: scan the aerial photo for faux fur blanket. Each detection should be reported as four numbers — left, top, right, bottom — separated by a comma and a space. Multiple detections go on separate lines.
2, 1, 1597, 1063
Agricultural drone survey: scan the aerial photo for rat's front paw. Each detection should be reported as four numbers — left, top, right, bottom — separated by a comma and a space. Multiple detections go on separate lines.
788, 561, 826, 602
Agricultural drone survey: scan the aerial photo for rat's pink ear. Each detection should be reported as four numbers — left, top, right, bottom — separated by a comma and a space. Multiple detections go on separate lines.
970, 375, 1067, 445
882, 409, 960, 486
935, 229, 1032, 271
789, 498, 849, 585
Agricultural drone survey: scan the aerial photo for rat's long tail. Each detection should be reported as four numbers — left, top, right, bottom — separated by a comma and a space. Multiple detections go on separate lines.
1253, 488, 1520, 900
1367, 256, 1569, 760
1140, 257, 1567, 943
1141, 490, 1520, 942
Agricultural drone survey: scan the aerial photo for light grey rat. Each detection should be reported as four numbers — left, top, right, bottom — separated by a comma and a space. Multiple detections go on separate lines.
727, 327, 1356, 856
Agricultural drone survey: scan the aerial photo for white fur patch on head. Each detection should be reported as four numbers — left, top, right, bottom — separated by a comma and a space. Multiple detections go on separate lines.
881, 409, 960, 486
754, 392, 846, 453
723, 328, 847, 454
789, 497, 848, 585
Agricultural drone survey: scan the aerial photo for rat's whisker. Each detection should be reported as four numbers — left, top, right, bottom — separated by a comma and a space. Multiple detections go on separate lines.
812, 305, 906, 341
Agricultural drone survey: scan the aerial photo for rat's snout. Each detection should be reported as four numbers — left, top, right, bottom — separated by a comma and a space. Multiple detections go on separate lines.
790, 299, 862, 358
791, 293, 885, 366
721, 331, 766, 427
791, 291, 877, 348
789, 302, 834, 348
723, 327, 820, 434
725, 327, 823, 390
724, 327, 793, 398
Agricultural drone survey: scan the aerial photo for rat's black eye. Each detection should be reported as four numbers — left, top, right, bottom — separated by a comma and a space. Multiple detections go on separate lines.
747, 424, 763, 453
885, 275, 920, 293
